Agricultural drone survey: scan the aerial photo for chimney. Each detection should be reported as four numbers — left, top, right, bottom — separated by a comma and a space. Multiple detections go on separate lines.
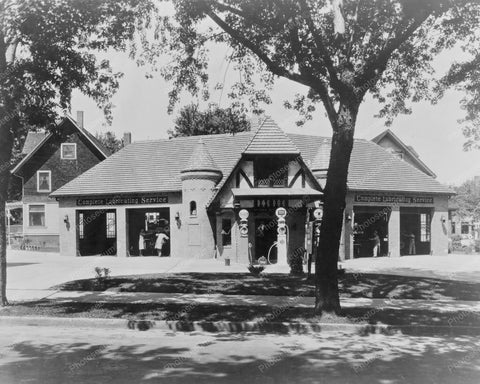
76, 111, 84, 128
123, 132, 132, 146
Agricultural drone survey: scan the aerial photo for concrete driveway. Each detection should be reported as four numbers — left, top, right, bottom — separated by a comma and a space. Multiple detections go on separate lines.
342, 253, 480, 282
6, 250, 480, 302
5, 250, 250, 301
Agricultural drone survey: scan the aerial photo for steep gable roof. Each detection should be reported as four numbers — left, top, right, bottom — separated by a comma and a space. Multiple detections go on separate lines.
243, 116, 299, 155
12, 115, 109, 175
22, 132, 48, 155
62, 115, 111, 158
371, 129, 436, 178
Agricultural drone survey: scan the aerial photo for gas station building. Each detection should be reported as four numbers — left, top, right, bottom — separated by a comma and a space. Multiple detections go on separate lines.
51, 117, 454, 263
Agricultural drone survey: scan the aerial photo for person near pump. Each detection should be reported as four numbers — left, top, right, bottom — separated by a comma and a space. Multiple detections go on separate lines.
370, 230, 381, 257
155, 231, 169, 256
138, 229, 146, 256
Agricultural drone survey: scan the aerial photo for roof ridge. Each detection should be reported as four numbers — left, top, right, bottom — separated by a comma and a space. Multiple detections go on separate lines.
243, 116, 299, 154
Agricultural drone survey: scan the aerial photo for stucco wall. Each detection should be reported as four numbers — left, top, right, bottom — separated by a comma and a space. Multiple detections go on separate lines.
344, 192, 451, 259
57, 193, 183, 257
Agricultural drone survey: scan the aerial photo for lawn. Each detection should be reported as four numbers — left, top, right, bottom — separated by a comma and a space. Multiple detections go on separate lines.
52, 272, 480, 301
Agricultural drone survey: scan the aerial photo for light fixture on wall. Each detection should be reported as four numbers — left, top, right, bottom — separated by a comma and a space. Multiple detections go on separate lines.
345, 211, 352, 222
440, 215, 446, 223
64, 214, 70, 230
175, 211, 181, 229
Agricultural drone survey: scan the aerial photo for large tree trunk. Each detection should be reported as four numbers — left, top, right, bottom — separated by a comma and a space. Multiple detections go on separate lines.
0, 195, 8, 306
0, 32, 11, 306
0, 128, 13, 306
314, 103, 358, 315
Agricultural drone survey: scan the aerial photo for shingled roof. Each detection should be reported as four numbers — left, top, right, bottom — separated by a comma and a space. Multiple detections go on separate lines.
243, 116, 300, 155
52, 124, 453, 197
181, 138, 222, 174
289, 134, 453, 195
21, 131, 48, 155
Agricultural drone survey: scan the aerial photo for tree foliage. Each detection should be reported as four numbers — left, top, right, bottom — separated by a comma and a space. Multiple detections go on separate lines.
147, 0, 480, 315
150, 0, 480, 138
0, 0, 154, 306
95, 131, 124, 154
169, 103, 250, 137
452, 178, 480, 220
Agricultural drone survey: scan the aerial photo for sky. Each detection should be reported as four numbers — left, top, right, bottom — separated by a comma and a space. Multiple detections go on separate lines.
71, 37, 480, 188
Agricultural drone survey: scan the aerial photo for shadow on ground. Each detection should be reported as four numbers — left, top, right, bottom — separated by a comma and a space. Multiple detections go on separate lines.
52, 272, 480, 301
3, 299, 480, 335
1, 332, 479, 384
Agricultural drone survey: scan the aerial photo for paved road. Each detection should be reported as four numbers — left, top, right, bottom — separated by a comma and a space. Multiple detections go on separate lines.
0, 325, 479, 384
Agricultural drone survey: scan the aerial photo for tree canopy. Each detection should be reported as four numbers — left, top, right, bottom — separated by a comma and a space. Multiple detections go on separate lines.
169, 103, 251, 137
0, 0, 154, 306
95, 131, 124, 154
149, 0, 480, 314
452, 178, 480, 221
152, 0, 480, 140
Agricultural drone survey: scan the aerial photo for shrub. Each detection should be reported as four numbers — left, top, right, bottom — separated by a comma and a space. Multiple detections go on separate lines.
248, 265, 265, 276
94, 267, 103, 279
94, 267, 111, 279
289, 252, 304, 276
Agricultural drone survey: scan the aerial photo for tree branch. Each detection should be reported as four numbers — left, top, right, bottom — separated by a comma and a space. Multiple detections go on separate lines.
356, 12, 431, 94
298, 0, 350, 97
207, 10, 337, 124
207, 11, 302, 84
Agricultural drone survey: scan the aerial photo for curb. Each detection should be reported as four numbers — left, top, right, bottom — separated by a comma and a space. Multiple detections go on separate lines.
1, 315, 480, 335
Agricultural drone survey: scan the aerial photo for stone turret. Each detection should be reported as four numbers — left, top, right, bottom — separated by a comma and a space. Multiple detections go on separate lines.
180, 139, 222, 259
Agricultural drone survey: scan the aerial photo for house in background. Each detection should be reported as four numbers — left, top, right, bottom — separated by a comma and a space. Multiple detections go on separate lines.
7, 112, 110, 251
371, 129, 437, 178
449, 176, 480, 244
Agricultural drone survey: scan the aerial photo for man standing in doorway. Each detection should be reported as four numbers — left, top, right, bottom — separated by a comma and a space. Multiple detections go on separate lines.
407, 232, 416, 255
138, 229, 146, 256
370, 230, 381, 257
155, 231, 169, 257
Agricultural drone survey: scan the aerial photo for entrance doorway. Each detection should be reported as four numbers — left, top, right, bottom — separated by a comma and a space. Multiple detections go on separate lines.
353, 206, 389, 257
127, 208, 170, 256
77, 209, 117, 256
254, 217, 277, 263
400, 208, 432, 255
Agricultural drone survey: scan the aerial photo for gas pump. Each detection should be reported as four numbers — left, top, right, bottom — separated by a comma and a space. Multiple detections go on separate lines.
275, 207, 288, 266
307, 206, 323, 277
239, 209, 249, 237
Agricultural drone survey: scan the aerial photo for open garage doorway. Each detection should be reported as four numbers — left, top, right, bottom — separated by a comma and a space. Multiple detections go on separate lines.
353, 206, 390, 257
77, 209, 117, 256
127, 208, 170, 256
400, 208, 432, 255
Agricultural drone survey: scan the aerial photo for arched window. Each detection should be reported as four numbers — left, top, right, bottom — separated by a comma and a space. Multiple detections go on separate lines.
190, 201, 197, 216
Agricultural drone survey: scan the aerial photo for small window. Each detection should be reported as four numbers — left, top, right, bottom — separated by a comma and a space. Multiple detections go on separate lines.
451, 222, 456, 234
221, 219, 232, 247
106, 212, 116, 238
461, 223, 469, 235
190, 201, 197, 216
37, 171, 51, 192
79, 213, 84, 239
420, 213, 431, 242
61, 143, 77, 160
255, 157, 288, 188
29, 205, 45, 227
